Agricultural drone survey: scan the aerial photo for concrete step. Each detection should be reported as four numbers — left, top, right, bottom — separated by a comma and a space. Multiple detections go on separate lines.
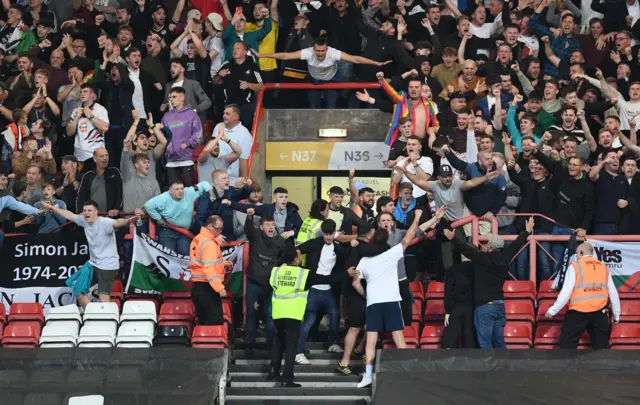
229, 363, 365, 377
225, 387, 371, 402
233, 351, 344, 365
229, 375, 360, 388
234, 341, 333, 351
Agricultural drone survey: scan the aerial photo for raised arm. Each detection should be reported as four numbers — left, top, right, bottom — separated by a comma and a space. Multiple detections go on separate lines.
252, 49, 302, 60
39, 201, 75, 222
619, 128, 640, 157
461, 170, 500, 191
340, 51, 390, 67
577, 110, 597, 152
400, 209, 423, 249
393, 163, 431, 191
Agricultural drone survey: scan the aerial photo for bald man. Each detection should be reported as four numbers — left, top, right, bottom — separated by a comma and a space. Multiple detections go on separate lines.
545, 242, 620, 349
440, 60, 485, 107
76, 147, 123, 215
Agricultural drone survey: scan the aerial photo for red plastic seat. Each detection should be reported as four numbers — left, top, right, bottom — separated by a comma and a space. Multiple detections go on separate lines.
383, 326, 418, 348
617, 272, 640, 299
425, 282, 444, 301
163, 291, 192, 301
411, 321, 421, 338
505, 300, 535, 324
537, 280, 559, 301
534, 324, 562, 348
1, 321, 41, 347
159, 301, 195, 323
535, 300, 566, 323
8, 303, 44, 325
419, 325, 443, 348
423, 299, 445, 323
504, 321, 533, 348
411, 302, 422, 323
110, 279, 124, 298
620, 300, 640, 322
610, 323, 640, 347
192, 325, 228, 348
503, 280, 536, 303
409, 281, 424, 303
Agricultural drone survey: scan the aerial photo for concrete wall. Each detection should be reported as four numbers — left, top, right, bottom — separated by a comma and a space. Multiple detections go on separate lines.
265, 109, 392, 142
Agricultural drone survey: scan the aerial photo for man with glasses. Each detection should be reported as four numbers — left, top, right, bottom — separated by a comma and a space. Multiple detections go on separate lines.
190, 214, 231, 325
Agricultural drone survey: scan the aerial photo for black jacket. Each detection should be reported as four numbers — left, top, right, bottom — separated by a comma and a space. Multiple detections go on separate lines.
230, 201, 303, 238
508, 154, 556, 233
76, 167, 123, 214
444, 261, 474, 313
97, 62, 134, 128
537, 151, 595, 230
454, 230, 530, 307
297, 237, 346, 276
244, 215, 286, 288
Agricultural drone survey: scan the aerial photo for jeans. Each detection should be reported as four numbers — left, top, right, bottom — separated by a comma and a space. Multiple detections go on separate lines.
514, 233, 552, 282
592, 223, 618, 235
297, 288, 339, 353
158, 226, 191, 256
550, 225, 575, 275
244, 281, 274, 348
474, 302, 506, 348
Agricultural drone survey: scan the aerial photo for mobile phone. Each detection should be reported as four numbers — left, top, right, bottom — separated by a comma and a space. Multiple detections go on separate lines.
235, 7, 242, 14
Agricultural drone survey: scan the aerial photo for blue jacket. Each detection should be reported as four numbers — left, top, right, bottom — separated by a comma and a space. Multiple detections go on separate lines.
34, 199, 68, 233
446, 152, 507, 217
193, 186, 251, 240
229, 201, 302, 238
476, 92, 513, 122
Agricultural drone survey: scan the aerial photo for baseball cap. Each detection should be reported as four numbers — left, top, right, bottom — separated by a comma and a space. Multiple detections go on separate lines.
152, 4, 166, 13
437, 165, 453, 177
187, 8, 202, 22
38, 16, 55, 28
485, 233, 505, 250
207, 12, 224, 31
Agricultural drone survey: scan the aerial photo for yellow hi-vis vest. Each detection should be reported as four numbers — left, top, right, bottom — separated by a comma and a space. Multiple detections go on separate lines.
295, 217, 323, 266
269, 265, 310, 320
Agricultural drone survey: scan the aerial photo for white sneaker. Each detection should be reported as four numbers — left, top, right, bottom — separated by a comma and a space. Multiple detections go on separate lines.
319, 315, 330, 331
295, 354, 311, 365
328, 343, 344, 353
357, 374, 373, 388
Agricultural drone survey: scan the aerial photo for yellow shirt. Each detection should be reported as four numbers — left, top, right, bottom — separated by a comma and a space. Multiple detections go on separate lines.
246, 20, 279, 72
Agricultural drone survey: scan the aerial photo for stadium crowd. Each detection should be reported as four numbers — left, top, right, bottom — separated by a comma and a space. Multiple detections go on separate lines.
0, 0, 636, 387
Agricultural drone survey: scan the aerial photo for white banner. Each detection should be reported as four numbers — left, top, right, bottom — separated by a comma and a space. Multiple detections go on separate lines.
0, 286, 76, 315
564, 240, 640, 288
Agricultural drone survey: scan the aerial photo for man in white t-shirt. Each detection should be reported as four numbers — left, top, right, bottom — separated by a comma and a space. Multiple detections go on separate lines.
66, 84, 110, 166
351, 210, 422, 388
254, 37, 390, 108
40, 199, 138, 308
391, 135, 434, 198
215, 104, 253, 182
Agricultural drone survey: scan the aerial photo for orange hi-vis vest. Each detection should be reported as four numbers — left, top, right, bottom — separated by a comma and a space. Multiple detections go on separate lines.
190, 227, 226, 292
569, 256, 610, 313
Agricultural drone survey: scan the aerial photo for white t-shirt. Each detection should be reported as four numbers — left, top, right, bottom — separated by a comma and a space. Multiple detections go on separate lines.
204, 35, 225, 77
357, 244, 404, 307
72, 103, 109, 162
129, 68, 146, 116
300, 46, 341, 81
470, 22, 499, 56
313, 243, 336, 291
401, 157, 434, 198
216, 122, 252, 182
617, 99, 640, 130
72, 215, 119, 270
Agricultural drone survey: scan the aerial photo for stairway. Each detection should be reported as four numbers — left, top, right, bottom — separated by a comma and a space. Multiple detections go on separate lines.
225, 342, 372, 404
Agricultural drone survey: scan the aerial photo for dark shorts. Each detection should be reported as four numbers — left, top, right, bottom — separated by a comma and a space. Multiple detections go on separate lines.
366, 301, 404, 333
346, 294, 367, 328
93, 266, 118, 295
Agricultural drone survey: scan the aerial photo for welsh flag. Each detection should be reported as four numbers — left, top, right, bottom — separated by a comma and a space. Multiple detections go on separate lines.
126, 232, 245, 296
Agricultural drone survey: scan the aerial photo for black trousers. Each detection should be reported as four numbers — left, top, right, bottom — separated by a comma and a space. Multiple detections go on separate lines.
271, 318, 301, 382
398, 279, 412, 327
441, 303, 475, 349
167, 165, 194, 187
560, 309, 610, 349
192, 282, 224, 325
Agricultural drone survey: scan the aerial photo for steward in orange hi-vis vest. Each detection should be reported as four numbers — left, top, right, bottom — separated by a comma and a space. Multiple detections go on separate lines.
190, 215, 230, 325
568, 256, 610, 313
